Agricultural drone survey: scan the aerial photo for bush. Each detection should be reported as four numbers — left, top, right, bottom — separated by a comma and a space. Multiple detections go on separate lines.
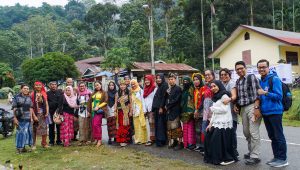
12, 85, 21, 94
283, 89, 300, 120
0, 87, 14, 99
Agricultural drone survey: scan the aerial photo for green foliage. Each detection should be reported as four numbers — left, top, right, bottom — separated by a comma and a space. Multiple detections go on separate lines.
284, 89, 300, 121
0, 63, 15, 88
13, 85, 21, 94
21, 52, 79, 85
101, 47, 132, 70
0, 87, 14, 99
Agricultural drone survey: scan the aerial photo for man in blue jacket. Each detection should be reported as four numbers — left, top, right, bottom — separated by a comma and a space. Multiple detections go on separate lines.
257, 59, 288, 168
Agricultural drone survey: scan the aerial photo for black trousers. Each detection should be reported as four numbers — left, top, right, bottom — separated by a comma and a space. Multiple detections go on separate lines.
49, 112, 61, 144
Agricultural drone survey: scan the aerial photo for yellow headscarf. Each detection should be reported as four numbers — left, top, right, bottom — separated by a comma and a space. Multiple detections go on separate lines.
130, 79, 141, 93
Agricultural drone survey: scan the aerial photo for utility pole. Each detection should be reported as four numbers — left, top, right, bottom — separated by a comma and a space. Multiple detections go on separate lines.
211, 3, 214, 70
149, 3, 155, 75
293, 0, 295, 32
281, 0, 284, 30
201, 0, 206, 70
272, 0, 275, 29
250, 0, 254, 26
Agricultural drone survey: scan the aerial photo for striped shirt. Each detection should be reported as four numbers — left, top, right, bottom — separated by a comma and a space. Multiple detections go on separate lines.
236, 74, 260, 107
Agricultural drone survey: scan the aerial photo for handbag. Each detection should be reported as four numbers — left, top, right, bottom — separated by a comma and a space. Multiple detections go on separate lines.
95, 109, 104, 115
53, 112, 63, 125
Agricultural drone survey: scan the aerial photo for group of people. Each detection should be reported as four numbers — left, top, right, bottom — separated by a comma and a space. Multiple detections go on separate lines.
12, 59, 288, 168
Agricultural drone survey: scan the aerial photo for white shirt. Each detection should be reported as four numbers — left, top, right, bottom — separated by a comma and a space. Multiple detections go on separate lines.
143, 88, 157, 113
210, 94, 233, 129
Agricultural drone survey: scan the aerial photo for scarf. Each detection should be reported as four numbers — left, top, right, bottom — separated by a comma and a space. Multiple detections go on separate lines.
107, 81, 117, 107
143, 74, 156, 98
130, 79, 141, 93
64, 86, 78, 108
31, 81, 47, 102
211, 80, 231, 102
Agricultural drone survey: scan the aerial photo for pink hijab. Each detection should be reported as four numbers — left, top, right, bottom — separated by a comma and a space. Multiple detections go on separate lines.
64, 86, 78, 108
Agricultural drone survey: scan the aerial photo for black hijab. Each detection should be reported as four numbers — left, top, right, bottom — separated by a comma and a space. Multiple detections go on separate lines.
107, 81, 117, 107
156, 73, 167, 87
211, 80, 231, 102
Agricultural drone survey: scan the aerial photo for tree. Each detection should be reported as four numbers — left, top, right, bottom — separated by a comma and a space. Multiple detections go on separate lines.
65, 0, 86, 22
21, 52, 79, 85
0, 63, 15, 88
85, 3, 119, 57
101, 47, 132, 70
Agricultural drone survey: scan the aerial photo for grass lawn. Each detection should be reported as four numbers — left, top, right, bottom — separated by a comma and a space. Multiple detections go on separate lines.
0, 137, 210, 170
282, 88, 300, 127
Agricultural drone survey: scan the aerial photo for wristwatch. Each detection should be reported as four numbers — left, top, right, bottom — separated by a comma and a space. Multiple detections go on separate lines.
254, 106, 260, 109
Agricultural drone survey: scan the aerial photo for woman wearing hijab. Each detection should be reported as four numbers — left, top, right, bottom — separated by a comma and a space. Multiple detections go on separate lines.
143, 75, 157, 146
87, 81, 107, 147
106, 81, 117, 145
181, 76, 196, 150
152, 73, 168, 147
77, 82, 92, 146
115, 80, 132, 147
31, 81, 49, 149
204, 80, 236, 166
58, 86, 78, 147
130, 79, 147, 144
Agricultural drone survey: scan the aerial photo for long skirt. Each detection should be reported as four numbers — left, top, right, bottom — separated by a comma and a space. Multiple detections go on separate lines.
183, 119, 196, 148
133, 116, 147, 144
79, 116, 91, 141
92, 114, 103, 140
116, 110, 131, 143
154, 109, 167, 146
60, 112, 74, 146
167, 117, 183, 140
107, 116, 117, 139
16, 120, 33, 149
146, 112, 155, 141
34, 112, 47, 136
204, 127, 236, 165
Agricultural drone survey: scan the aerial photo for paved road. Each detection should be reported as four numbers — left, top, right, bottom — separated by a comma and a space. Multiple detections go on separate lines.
1, 103, 299, 169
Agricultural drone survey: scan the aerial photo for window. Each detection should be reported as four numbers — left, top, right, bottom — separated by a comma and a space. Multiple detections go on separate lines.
286, 51, 299, 65
244, 32, 250, 40
242, 50, 252, 65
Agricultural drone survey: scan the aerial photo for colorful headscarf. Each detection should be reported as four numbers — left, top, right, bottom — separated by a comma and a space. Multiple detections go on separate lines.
130, 79, 141, 93
64, 86, 78, 108
31, 81, 47, 101
143, 74, 156, 98
78, 82, 91, 97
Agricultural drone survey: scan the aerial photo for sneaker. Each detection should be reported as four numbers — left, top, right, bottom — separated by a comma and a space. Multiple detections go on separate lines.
186, 144, 196, 151
270, 159, 289, 168
244, 153, 250, 159
266, 158, 278, 165
245, 158, 261, 165
220, 160, 235, 166
31, 146, 36, 150
120, 143, 128, 147
193, 146, 203, 152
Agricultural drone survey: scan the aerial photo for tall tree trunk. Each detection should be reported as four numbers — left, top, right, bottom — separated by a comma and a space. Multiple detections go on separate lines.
250, 0, 254, 26
165, 13, 169, 43
281, 0, 284, 30
272, 0, 275, 29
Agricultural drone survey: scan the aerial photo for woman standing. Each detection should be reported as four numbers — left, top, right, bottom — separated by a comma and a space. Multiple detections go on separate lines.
106, 81, 117, 145
143, 75, 156, 146
152, 73, 168, 147
130, 79, 147, 144
13, 84, 36, 154
88, 81, 107, 147
77, 82, 92, 146
204, 80, 236, 166
115, 80, 132, 147
31, 81, 49, 149
181, 76, 196, 150
58, 86, 78, 147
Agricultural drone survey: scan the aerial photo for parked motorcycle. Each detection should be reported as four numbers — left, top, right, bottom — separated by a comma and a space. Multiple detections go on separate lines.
0, 108, 14, 137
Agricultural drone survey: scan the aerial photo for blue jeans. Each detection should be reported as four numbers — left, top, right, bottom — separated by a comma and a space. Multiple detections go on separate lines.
263, 114, 287, 160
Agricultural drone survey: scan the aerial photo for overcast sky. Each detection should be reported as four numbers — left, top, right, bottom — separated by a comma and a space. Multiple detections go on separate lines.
0, 0, 128, 7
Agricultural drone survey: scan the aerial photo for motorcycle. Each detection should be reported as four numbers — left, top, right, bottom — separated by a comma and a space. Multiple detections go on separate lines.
0, 108, 14, 137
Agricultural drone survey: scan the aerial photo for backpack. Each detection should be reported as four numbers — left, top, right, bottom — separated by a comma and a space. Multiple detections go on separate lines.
268, 76, 292, 111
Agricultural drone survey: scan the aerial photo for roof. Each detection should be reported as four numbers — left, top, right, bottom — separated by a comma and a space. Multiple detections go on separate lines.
77, 57, 104, 65
75, 62, 101, 75
208, 25, 300, 58
132, 62, 198, 72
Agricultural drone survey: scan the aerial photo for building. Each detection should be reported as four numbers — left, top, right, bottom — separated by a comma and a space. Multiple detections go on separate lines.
75, 57, 103, 78
131, 61, 198, 79
208, 25, 300, 74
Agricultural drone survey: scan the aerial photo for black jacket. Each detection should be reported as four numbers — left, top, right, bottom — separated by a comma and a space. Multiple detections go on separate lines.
165, 85, 182, 121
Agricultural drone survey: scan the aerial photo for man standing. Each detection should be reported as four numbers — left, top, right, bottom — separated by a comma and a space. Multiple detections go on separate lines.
234, 61, 262, 165
47, 81, 63, 146
257, 59, 288, 168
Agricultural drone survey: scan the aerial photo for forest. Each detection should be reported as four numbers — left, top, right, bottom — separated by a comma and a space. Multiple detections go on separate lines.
0, 0, 299, 82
